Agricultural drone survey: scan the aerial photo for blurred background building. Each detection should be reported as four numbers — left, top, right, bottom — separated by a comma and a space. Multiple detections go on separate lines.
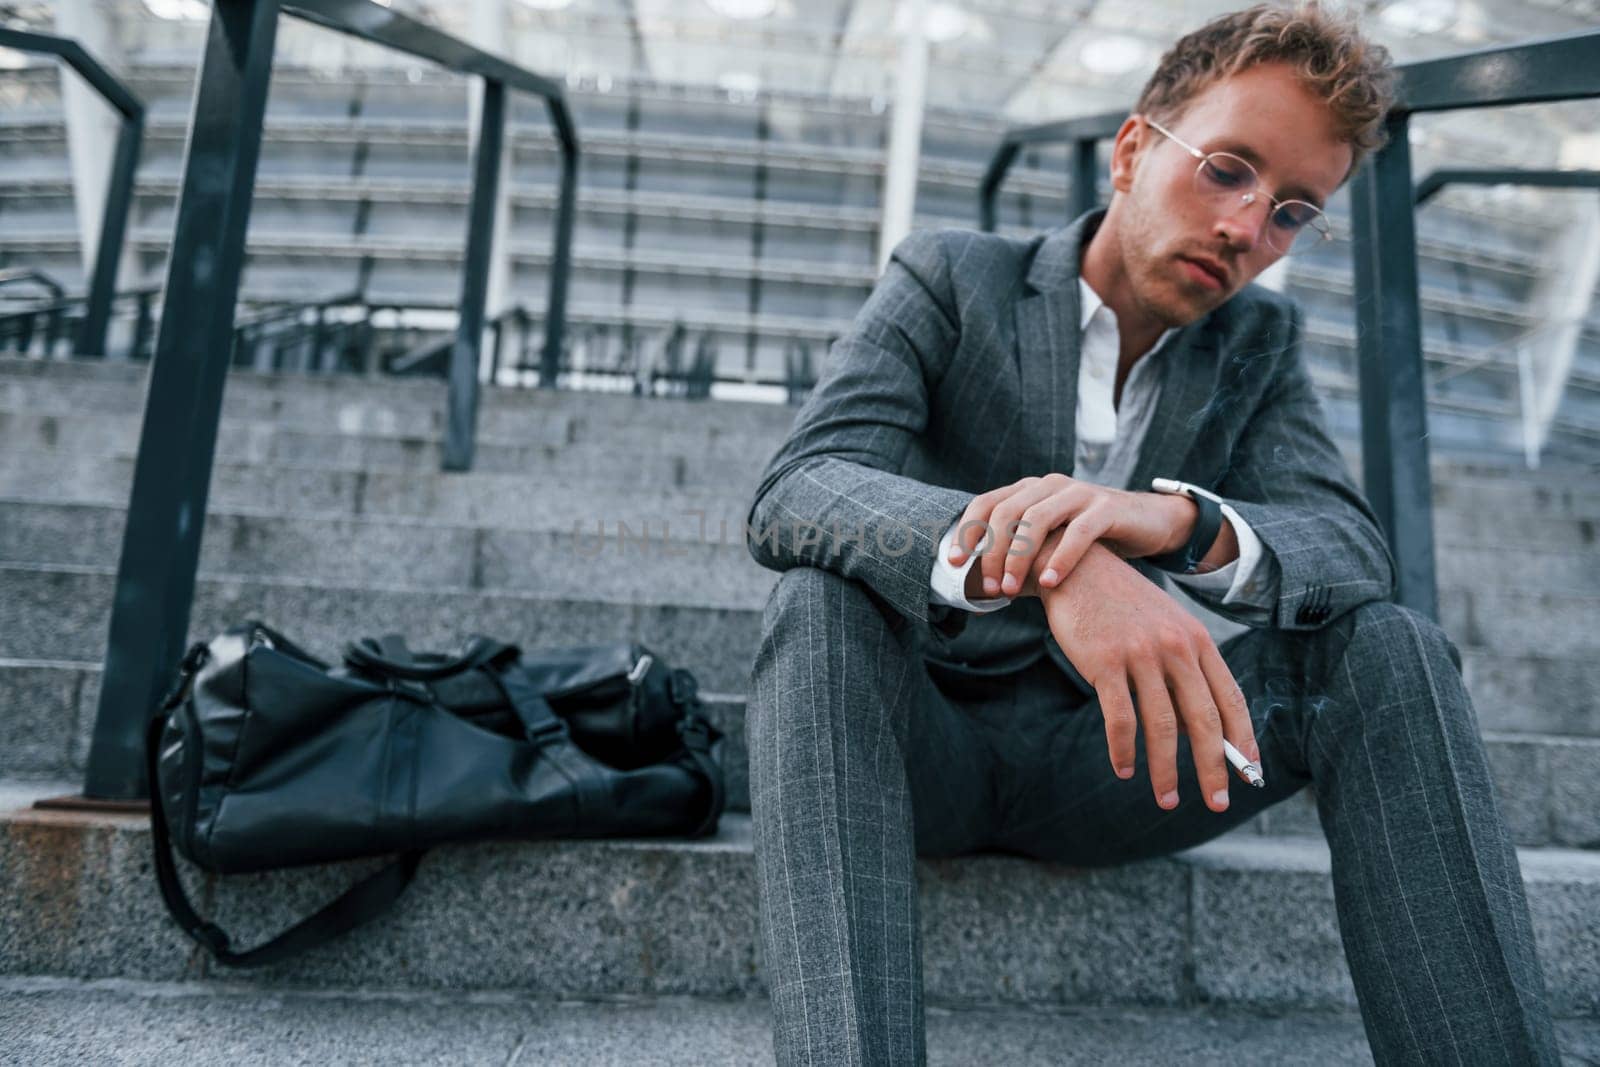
3, 0, 1599, 465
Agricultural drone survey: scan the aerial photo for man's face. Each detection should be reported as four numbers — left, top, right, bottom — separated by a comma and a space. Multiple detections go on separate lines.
1110, 62, 1353, 327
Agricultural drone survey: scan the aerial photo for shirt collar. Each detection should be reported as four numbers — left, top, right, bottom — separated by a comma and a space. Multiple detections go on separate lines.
1076, 276, 1178, 357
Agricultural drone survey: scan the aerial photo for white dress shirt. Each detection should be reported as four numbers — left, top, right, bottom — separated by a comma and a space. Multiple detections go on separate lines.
929, 277, 1274, 619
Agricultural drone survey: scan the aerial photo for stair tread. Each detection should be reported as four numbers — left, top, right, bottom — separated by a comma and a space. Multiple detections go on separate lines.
0, 974, 1470, 1067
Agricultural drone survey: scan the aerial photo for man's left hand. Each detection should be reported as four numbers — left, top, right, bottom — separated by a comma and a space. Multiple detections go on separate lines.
949, 474, 1192, 598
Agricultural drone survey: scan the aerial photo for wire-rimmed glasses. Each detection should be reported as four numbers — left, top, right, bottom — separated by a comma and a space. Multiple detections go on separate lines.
1144, 116, 1332, 256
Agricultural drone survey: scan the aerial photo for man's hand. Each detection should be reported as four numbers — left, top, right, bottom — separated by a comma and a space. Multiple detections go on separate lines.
948, 474, 1193, 598
1023, 528, 1262, 814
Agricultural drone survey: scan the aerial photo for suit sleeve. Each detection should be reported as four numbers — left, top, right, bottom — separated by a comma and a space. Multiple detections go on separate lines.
744, 229, 980, 639
1162, 503, 1275, 624
1199, 302, 1397, 630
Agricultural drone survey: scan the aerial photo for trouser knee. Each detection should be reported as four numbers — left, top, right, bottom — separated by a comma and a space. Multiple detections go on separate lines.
748, 566, 914, 728
1294, 599, 1468, 738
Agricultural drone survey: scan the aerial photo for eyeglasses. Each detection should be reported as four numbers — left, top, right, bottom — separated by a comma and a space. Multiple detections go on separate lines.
1143, 116, 1332, 256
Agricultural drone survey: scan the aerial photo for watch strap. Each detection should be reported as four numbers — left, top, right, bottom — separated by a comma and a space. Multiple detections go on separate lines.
1148, 483, 1224, 574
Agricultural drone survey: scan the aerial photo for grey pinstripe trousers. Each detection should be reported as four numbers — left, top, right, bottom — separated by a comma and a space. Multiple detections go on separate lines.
747, 565, 1560, 1066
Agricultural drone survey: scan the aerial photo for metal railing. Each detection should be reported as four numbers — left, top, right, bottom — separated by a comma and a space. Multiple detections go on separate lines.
975, 28, 1600, 623
0, 286, 163, 361
0, 27, 142, 358
977, 111, 1123, 233
1349, 28, 1600, 619
81, 0, 580, 802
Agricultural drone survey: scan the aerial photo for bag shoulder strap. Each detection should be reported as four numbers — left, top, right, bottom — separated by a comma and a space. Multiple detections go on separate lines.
145, 710, 425, 969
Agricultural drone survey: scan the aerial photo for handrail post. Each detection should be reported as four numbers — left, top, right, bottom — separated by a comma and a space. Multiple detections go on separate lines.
540, 98, 579, 390
83, 0, 280, 800
1069, 139, 1098, 221
443, 77, 505, 472
1350, 112, 1438, 621
80, 111, 143, 357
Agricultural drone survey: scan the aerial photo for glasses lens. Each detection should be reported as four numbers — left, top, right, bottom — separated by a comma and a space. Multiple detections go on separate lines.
1269, 205, 1328, 255
1194, 153, 1256, 197
1191, 151, 1328, 255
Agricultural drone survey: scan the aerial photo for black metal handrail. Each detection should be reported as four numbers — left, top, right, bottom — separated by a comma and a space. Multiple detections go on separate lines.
0, 268, 66, 301
977, 111, 1124, 232
83, 0, 581, 803
1350, 28, 1600, 620
0, 285, 163, 360
0, 28, 143, 358
1413, 167, 1600, 207
974, 28, 1600, 623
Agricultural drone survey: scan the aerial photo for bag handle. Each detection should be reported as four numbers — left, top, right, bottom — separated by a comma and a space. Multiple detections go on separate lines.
145, 652, 425, 969
342, 633, 515, 682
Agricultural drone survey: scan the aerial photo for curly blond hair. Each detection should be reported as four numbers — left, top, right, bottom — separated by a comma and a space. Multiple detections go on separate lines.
1133, 2, 1398, 181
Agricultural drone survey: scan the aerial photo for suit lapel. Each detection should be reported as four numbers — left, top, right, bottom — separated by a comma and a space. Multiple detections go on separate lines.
1013, 211, 1096, 479
1123, 305, 1228, 492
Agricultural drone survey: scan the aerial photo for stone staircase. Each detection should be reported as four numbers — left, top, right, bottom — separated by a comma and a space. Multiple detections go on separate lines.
2, 353, 1599, 1063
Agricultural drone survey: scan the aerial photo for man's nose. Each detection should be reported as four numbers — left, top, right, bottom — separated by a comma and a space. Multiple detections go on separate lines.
1212, 195, 1271, 251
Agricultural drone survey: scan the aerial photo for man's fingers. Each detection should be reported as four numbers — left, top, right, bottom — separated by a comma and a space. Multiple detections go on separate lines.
950, 487, 1015, 558
1131, 662, 1181, 809
950, 478, 1046, 557
1165, 649, 1230, 812
1095, 674, 1139, 780
980, 483, 1058, 595
1037, 511, 1110, 589
998, 497, 1083, 595
1197, 639, 1260, 768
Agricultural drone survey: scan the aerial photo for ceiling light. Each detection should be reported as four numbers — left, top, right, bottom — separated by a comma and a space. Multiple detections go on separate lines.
705, 0, 777, 19
518, 0, 577, 10
924, 3, 970, 43
1079, 34, 1147, 76
143, 0, 209, 20
0, 48, 30, 70
1378, 0, 1457, 35
892, 2, 972, 44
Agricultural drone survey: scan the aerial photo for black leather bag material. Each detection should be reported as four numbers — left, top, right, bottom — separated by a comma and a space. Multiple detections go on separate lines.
147, 620, 725, 968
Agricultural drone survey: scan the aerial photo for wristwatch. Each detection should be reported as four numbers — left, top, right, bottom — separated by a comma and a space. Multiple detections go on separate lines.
1148, 477, 1225, 575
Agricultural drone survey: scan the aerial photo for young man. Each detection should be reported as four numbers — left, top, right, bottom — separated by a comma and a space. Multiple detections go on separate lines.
743, 3, 1559, 1064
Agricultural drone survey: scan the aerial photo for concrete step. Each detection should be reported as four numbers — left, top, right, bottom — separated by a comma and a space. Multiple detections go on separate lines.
4, 658, 1595, 850
2, 781, 1598, 1019
0, 447, 759, 533
0, 409, 766, 489
2, 447, 1597, 557
4, 359, 1600, 523
1431, 476, 1600, 523
6, 357, 1599, 497
0, 499, 777, 607
0, 562, 763, 692
1436, 584, 1600, 658
1, 557, 1596, 726
16, 976, 1540, 1067
0, 360, 796, 456
3, 546, 1597, 664
6, 501, 1596, 636
0, 354, 800, 435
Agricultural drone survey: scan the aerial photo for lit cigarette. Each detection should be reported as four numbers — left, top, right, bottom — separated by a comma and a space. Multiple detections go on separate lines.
1222, 739, 1265, 789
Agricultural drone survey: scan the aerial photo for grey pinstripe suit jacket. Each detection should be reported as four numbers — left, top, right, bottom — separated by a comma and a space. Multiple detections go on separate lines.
745, 207, 1397, 679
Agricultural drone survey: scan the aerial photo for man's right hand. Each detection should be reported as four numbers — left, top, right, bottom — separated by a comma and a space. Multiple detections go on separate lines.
1021, 530, 1260, 814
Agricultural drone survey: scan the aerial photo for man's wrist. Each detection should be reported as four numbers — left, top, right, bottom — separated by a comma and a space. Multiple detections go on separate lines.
1157, 492, 1199, 556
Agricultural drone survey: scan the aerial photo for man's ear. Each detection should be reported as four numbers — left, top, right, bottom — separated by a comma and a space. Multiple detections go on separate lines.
1108, 115, 1148, 195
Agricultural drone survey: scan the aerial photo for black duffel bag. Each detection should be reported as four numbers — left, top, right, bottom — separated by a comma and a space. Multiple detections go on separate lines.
146, 620, 724, 968
342, 632, 704, 771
